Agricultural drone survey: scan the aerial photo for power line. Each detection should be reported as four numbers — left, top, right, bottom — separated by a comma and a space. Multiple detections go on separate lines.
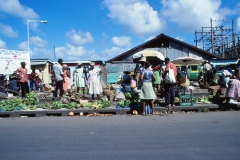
194, 18, 240, 58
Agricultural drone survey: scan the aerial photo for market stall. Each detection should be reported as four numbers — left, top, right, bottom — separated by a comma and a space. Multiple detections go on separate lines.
172, 56, 204, 106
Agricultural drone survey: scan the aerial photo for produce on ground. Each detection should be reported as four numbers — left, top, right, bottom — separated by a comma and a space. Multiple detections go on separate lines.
193, 95, 210, 104
90, 100, 112, 109
118, 91, 141, 107
0, 92, 112, 111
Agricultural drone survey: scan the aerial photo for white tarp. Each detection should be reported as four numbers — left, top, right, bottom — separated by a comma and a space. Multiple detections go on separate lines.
0, 49, 31, 74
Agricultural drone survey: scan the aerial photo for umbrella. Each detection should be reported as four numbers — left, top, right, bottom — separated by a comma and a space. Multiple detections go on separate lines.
132, 49, 165, 64
172, 56, 204, 84
172, 56, 204, 66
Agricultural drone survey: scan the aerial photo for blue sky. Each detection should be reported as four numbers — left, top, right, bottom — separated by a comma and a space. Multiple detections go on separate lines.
0, 0, 240, 61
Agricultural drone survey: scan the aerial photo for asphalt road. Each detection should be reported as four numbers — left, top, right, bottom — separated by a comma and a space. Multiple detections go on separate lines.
0, 111, 240, 160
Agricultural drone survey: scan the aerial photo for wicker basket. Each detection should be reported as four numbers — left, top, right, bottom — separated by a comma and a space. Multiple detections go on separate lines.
79, 99, 89, 104
103, 89, 116, 96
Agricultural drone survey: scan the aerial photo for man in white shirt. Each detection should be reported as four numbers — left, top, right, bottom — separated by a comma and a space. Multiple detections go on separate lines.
52, 59, 64, 99
203, 61, 212, 85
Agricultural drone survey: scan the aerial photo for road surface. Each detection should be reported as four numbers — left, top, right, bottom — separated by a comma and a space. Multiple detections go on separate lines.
0, 111, 240, 160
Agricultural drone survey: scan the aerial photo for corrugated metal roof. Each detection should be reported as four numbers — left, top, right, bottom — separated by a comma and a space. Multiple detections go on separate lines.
106, 33, 221, 62
30, 62, 48, 65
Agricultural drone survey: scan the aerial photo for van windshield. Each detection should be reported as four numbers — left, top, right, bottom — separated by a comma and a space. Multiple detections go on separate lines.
180, 65, 198, 71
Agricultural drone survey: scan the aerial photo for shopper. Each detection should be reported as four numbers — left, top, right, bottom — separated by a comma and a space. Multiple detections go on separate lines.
152, 64, 160, 91
203, 61, 212, 84
29, 68, 38, 91
37, 69, 44, 92
73, 62, 86, 97
15, 62, 29, 98
177, 66, 183, 77
87, 62, 102, 101
164, 57, 177, 108
52, 59, 64, 99
62, 64, 71, 96
137, 57, 147, 89
139, 62, 156, 115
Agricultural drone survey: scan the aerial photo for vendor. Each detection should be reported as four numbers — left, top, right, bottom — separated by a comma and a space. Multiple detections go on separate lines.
218, 70, 231, 88
8, 74, 19, 96
0, 75, 5, 93
131, 75, 141, 94
225, 78, 240, 104
122, 70, 131, 92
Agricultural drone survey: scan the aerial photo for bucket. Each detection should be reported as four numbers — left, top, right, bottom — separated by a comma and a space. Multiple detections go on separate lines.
140, 100, 152, 114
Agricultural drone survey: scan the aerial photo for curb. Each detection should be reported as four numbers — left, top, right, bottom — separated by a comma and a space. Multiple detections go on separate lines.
0, 103, 231, 118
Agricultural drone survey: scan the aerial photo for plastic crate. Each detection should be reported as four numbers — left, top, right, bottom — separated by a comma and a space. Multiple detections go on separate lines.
179, 94, 194, 99
179, 102, 194, 106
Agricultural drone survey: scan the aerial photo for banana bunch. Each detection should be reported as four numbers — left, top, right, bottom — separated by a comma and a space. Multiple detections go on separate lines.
91, 103, 102, 109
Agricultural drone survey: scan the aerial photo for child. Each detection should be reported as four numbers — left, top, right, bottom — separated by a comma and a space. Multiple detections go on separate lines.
130, 75, 137, 89
131, 75, 140, 94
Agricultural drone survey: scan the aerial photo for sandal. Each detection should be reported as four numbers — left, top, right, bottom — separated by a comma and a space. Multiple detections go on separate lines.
166, 104, 171, 108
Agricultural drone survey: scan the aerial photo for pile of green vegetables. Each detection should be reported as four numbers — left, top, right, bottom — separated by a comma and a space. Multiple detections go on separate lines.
90, 100, 112, 109
0, 92, 40, 111
0, 92, 112, 111
118, 99, 131, 107
118, 91, 141, 107
193, 95, 210, 104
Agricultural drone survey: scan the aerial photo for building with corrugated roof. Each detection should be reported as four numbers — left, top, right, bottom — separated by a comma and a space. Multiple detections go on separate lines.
103, 33, 221, 84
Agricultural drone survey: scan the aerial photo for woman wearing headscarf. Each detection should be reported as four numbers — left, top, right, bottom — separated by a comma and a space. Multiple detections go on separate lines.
87, 62, 102, 100
225, 78, 240, 104
140, 62, 156, 115
152, 64, 161, 90
73, 62, 86, 97
62, 64, 71, 96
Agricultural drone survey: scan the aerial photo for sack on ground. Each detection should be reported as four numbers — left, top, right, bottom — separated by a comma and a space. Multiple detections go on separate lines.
114, 90, 125, 100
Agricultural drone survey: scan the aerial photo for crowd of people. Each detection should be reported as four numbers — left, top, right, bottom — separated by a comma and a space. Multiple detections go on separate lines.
0, 59, 103, 100
51, 59, 102, 101
2, 57, 240, 107
120, 57, 240, 113
0, 62, 43, 98
120, 57, 178, 114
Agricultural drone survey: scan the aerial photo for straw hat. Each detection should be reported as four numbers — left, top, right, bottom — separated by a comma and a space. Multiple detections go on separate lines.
138, 57, 147, 62
90, 62, 95, 66
76, 62, 82, 66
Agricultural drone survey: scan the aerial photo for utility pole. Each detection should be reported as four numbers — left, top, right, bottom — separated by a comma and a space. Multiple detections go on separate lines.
232, 19, 235, 56
195, 18, 240, 58
202, 27, 204, 50
54, 46, 56, 61
210, 18, 214, 54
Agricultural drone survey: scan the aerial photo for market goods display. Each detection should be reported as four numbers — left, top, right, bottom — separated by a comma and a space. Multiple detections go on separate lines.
0, 92, 112, 111
192, 95, 210, 104
117, 91, 141, 108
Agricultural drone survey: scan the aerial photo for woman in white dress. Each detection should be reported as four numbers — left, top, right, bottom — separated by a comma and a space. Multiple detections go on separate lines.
73, 62, 86, 97
87, 62, 102, 100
